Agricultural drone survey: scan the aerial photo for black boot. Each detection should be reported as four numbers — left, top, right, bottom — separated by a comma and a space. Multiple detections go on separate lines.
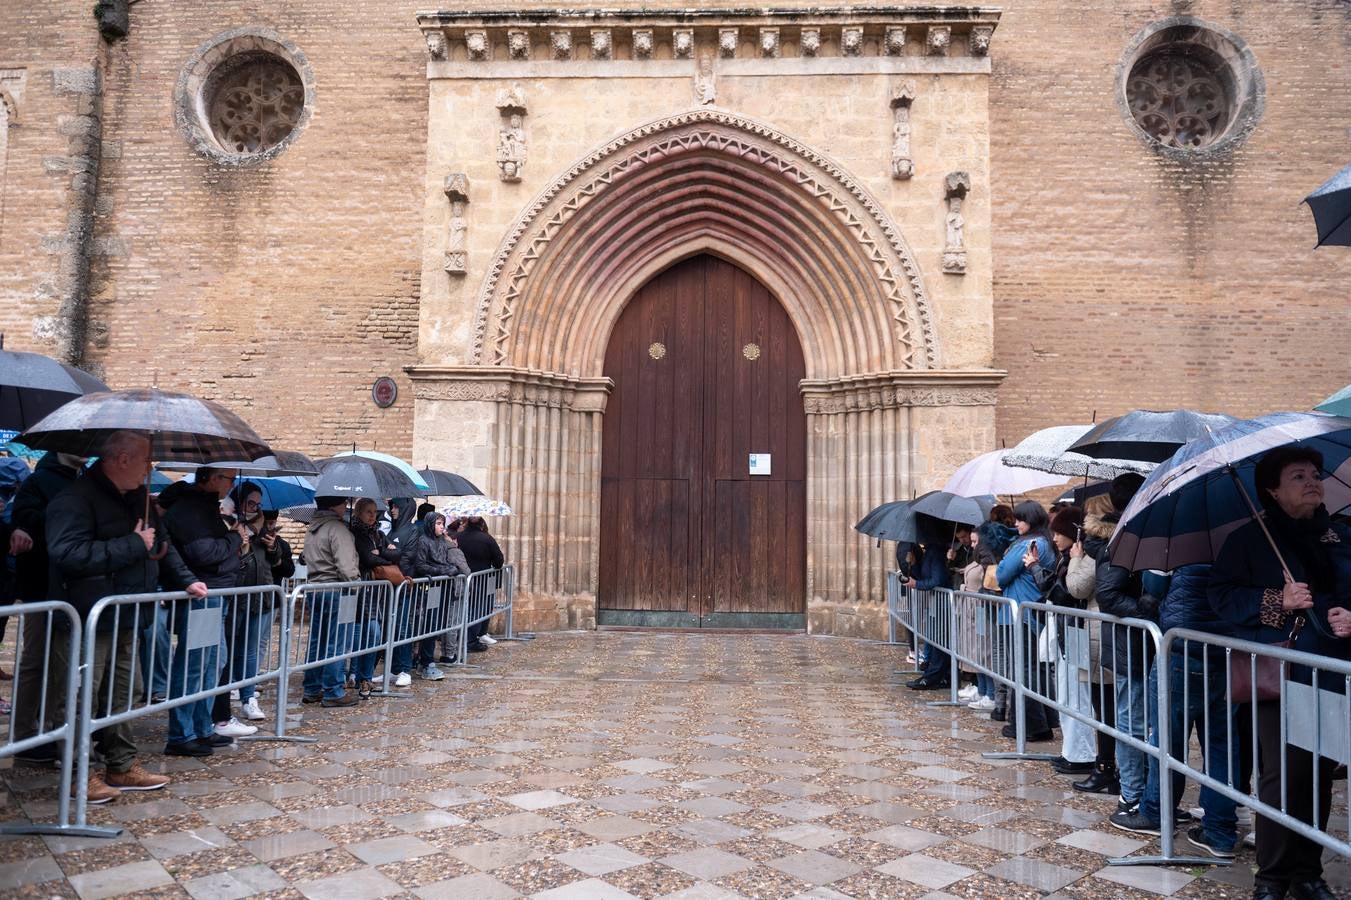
1073, 762, 1119, 795
1252, 880, 1288, 900
1288, 879, 1337, 900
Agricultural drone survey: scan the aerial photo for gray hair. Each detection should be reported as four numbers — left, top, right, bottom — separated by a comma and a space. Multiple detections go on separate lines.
101, 430, 149, 460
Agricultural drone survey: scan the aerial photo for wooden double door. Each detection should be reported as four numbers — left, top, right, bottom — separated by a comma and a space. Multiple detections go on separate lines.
598, 255, 807, 628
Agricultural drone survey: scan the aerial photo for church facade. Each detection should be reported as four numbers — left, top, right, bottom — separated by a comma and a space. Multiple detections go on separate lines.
2, 2, 1348, 636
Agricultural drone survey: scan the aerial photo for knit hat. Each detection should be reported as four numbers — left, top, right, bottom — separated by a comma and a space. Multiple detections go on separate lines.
1109, 473, 1146, 513
1050, 506, 1084, 542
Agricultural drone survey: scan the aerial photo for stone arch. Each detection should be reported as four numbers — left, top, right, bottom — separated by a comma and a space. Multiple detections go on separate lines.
470, 108, 938, 378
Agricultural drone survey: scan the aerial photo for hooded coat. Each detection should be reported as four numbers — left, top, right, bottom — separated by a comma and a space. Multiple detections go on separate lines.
400, 512, 469, 579
386, 498, 420, 554
11, 452, 83, 601
304, 508, 360, 584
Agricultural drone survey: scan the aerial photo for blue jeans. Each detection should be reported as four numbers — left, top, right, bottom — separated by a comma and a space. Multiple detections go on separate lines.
1139, 653, 1238, 849
139, 603, 170, 700
167, 600, 220, 744
350, 619, 383, 682
227, 606, 271, 704
976, 672, 994, 699
1115, 671, 1149, 804
391, 591, 415, 675
302, 591, 351, 700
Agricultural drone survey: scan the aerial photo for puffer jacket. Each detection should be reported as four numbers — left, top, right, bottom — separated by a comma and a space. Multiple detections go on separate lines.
11, 453, 84, 600
1086, 508, 1158, 677
401, 513, 470, 579
158, 480, 243, 590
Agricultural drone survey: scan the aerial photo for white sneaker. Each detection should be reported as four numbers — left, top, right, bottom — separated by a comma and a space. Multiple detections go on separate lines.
479, 634, 497, 645
393, 671, 413, 688
957, 684, 978, 701
240, 698, 266, 721
215, 717, 258, 738
229, 689, 240, 701
419, 664, 446, 681
968, 696, 996, 711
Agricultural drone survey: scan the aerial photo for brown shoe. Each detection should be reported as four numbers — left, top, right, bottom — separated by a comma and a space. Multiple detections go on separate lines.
104, 763, 170, 792
81, 772, 121, 805
320, 693, 360, 708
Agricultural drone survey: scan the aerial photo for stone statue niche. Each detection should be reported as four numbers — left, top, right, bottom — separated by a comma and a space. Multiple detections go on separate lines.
890, 80, 915, 180
443, 173, 469, 275
943, 171, 970, 275
495, 84, 527, 182
693, 55, 717, 105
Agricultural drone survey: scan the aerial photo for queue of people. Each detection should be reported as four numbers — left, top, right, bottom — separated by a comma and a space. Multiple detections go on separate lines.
899, 453, 1350, 900
0, 431, 508, 807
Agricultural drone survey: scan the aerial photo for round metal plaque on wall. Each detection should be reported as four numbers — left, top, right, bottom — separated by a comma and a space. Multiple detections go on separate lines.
372, 376, 398, 408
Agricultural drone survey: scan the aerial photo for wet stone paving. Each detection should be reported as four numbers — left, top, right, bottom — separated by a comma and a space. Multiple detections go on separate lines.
1, 631, 1348, 899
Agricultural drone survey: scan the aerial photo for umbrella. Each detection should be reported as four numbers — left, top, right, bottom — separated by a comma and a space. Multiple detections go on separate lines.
158, 449, 319, 477
1109, 411, 1351, 572
1304, 162, 1351, 247
418, 468, 483, 497
1067, 409, 1241, 465
334, 450, 430, 493
0, 336, 109, 432
439, 495, 513, 517
1057, 480, 1110, 506
312, 455, 422, 500
908, 490, 995, 527
1315, 384, 1351, 419
281, 504, 315, 524
942, 450, 1068, 497
17, 389, 272, 462
240, 476, 315, 510
1002, 424, 1155, 480
855, 500, 920, 543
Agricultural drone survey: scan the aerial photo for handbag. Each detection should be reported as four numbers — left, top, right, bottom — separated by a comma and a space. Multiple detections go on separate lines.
371, 564, 407, 588
1229, 615, 1303, 703
982, 564, 1001, 593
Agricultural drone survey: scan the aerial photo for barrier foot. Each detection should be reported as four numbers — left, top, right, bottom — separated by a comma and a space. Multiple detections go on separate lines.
499, 634, 534, 641
369, 689, 416, 700
925, 700, 963, 708
0, 822, 124, 838
1107, 854, 1229, 868
239, 734, 319, 744
981, 750, 1059, 762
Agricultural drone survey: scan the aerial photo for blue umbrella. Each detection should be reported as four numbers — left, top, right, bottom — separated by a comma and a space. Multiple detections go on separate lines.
1305, 162, 1351, 247
241, 476, 315, 511
1315, 383, 1351, 419
1109, 412, 1351, 572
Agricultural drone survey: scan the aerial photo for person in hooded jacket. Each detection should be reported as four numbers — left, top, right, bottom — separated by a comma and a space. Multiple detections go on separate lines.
976, 520, 1017, 719
8, 451, 84, 765
348, 498, 400, 697
401, 511, 469, 677
905, 535, 954, 690
386, 497, 420, 554
994, 500, 1058, 742
455, 517, 504, 653
1208, 447, 1351, 900
159, 468, 257, 754
959, 529, 999, 710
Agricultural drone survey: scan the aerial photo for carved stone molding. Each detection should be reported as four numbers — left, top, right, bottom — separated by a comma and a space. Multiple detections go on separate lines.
884, 27, 907, 56
927, 25, 952, 56
718, 28, 739, 59
759, 28, 780, 59
495, 84, 527, 182
800, 369, 1004, 414
424, 30, 448, 60
590, 29, 612, 60
443, 173, 469, 276
841, 27, 864, 56
800, 28, 821, 57
508, 30, 530, 60
970, 25, 993, 55
469, 108, 940, 374
670, 29, 691, 59
943, 170, 970, 275
550, 30, 572, 60
406, 365, 613, 413
889, 80, 915, 180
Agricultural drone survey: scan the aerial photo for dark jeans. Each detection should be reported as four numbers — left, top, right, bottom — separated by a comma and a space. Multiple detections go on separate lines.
1139, 652, 1238, 849
301, 590, 351, 700
1254, 700, 1337, 885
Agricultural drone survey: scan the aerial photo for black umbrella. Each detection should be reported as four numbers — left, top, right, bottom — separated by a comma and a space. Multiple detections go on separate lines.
1066, 409, 1240, 464
18, 388, 271, 462
907, 490, 995, 527
1305, 162, 1351, 247
418, 468, 483, 496
855, 500, 918, 543
1057, 480, 1110, 506
0, 336, 108, 432
312, 455, 421, 500
159, 449, 319, 477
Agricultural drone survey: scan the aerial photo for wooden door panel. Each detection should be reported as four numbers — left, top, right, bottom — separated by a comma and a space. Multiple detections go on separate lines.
598, 478, 692, 611
708, 479, 805, 615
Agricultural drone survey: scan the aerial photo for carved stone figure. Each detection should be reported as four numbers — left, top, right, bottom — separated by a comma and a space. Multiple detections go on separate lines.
943, 171, 970, 274
800, 28, 821, 57
508, 30, 530, 60
633, 30, 654, 60
591, 29, 612, 60
498, 114, 526, 181
927, 26, 951, 56
841, 27, 863, 57
495, 83, 526, 114
759, 28, 780, 59
969, 25, 993, 56
424, 31, 448, 61
718, 28, 738, 59
443, 173, 469, 275
889, 81, 915, 180
465, 30, 489, 61
551, 30, 572, 61
670, 29, 691, 59
884, 27, 906, 56
694, 56, 717, 106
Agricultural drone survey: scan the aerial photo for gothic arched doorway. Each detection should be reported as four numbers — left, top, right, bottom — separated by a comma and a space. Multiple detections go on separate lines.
597, 254, 807, 628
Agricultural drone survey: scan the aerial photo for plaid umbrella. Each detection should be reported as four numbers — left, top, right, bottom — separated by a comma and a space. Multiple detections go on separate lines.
17, 388, 271, 462
0, 339, 108, 432
1003, 424, 1155, 480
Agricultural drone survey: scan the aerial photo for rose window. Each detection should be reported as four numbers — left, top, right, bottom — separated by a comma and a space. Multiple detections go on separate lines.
1126, 50, 1232, 150
207, 57, 304, 155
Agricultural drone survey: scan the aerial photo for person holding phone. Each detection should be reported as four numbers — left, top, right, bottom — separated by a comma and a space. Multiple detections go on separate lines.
994, 501, 1058, 742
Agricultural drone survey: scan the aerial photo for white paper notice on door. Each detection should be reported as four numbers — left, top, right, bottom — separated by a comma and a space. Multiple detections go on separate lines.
749, 453, 771, 476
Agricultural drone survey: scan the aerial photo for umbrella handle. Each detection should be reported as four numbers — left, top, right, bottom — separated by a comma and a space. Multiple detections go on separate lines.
1226, 466, 1297, 585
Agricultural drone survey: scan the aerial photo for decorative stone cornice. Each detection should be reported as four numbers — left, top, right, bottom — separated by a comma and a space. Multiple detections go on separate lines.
416, 7, 999, 69
799, 369, 1005, 413
405, 365, 613, 413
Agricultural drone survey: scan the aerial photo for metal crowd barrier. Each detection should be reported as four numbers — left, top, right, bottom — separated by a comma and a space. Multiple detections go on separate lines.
0, 602, 118, 837
884, 573, 922, 677
380, 574, 465, 682
948, 587, 1019, 718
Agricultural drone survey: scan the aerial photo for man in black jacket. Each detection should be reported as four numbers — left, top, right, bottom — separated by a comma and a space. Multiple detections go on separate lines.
456, 517, 504, 653
47, 431, 206, 803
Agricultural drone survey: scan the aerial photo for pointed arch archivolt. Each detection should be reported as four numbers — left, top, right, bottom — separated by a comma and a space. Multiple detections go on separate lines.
470, 108, 938, 379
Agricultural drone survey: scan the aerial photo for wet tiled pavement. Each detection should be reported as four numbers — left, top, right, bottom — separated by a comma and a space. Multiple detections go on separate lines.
1, 631, 1348, 899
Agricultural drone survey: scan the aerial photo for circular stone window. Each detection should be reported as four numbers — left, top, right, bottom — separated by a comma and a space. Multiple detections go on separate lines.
1117, 18, 1263, 156
175, 28, 314, 165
